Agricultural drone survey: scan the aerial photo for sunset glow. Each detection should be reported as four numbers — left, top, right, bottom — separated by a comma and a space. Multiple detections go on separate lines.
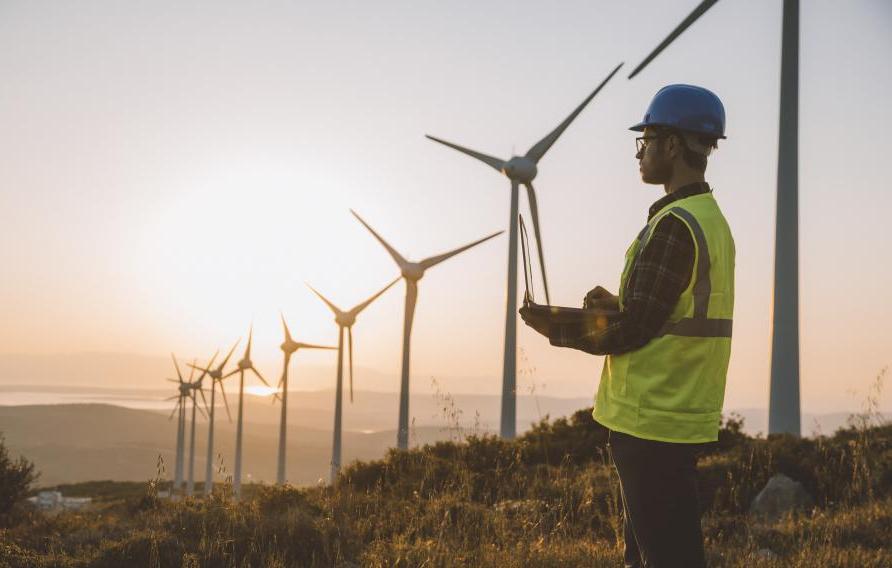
245, 386, 279, 398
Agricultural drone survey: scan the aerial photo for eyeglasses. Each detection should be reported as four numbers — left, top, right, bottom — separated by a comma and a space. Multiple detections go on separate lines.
635, 135, 665, 154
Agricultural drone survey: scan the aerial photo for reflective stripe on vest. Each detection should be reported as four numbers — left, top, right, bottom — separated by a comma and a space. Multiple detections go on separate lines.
654, 207, 733, 339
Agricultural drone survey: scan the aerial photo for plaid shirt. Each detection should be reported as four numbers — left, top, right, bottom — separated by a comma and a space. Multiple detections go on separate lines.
549, 182, 711, 355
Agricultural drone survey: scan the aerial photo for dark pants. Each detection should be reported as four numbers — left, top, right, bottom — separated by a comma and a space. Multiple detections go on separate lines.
607, 430, 707, 568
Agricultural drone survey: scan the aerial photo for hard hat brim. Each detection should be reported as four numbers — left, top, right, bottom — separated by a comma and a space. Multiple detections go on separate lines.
628, 121, 727, 139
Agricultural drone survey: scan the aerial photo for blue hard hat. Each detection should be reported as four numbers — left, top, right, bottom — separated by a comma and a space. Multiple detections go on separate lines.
629, 84, 726, 139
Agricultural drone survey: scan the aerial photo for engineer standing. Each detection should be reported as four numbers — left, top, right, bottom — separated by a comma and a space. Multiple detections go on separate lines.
520, 84, 734, 568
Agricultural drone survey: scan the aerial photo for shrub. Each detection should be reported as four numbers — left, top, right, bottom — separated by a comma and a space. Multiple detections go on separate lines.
0, 435, 38, 527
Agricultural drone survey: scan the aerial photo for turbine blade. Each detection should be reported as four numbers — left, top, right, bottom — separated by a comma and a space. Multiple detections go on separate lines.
348, 326, 354, 403
219, 338, 241, 370
278, 353, 290, 390
196, 351, 219, 383
628, 0, 719, 79
198, 386, 210, 414
280, 312, 294, 344
350, 209, 409, 268
168, 400, 181, 421
404, 278, 418, 340
188, 359, 196, 381
425, 135, 506, 172
524, 182, 550, 304
222, 368, 239, 379
187, 365, 211, 375
420, 230, 503, 270
194, 396, 208, 420
166, 378, 180, 384
306, 283, 343, 316
350, 277, 400, 317
296, 343, 337, 350
251, 366, 270, 388
171, 353, 184, 382
245, 325, 254, 360
165, 394, 180, 401
525, 62, 623, 163
219, 382, 233, 422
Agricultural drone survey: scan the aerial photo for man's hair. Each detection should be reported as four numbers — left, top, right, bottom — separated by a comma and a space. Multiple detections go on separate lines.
653, 126, 718, 173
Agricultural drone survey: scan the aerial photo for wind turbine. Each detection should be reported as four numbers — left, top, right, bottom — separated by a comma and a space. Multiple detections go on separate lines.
350, 209, 502, 449
190, 341, 239, 496
426, 62, 623, 439
165, 354, 189, 495
306, 278, 399, 483
275, 314, 336, 485
185, 356, 214, 497
222, 326, 270, 498
625, 0, 801, 435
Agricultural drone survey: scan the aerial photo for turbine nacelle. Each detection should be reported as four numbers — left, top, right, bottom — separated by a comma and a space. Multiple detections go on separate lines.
501, 157, 537, 183
336, 313, 356, 328
237, 358, 252, 371
401, 262, 425, 281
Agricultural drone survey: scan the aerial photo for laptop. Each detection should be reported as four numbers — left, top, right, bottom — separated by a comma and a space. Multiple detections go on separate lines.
520, 214, 619, 325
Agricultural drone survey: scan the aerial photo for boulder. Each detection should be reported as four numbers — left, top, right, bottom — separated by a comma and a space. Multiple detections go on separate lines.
749, 473, 814, 519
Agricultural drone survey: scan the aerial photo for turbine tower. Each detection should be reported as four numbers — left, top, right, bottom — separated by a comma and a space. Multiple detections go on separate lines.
222, 326, 269, 498
190, 341, 239, 496
350, 209, 502, 449
165, 354, 189, 495
275, 314, 335, 485
306, 278, 399, 483
625, 0, 801, 435
185, 356, 213, 497
426, 62, 623, 439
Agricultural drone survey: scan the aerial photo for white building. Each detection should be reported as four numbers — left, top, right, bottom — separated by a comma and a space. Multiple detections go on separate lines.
27, 491, 92, 512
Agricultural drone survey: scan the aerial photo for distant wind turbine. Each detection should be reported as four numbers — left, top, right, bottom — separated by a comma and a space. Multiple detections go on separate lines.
165, 354, 190, 495
222, 326, 269, 499
350, 209, 502, 449
185, 356, 214, 497
189, 340, 239, 496
275, 314, 336, 485
625, 0, 802, 435
307, 278, 399, 482
426, 62, 623, 439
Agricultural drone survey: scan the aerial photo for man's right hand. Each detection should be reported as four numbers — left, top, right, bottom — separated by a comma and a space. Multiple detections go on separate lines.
584, 286, 619, 310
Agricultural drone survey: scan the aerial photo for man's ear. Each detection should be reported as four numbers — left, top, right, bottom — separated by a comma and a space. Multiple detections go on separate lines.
667, 133, 683, 159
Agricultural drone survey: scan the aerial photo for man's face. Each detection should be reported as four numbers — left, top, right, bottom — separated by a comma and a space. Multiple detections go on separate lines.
636, 126, 673, 185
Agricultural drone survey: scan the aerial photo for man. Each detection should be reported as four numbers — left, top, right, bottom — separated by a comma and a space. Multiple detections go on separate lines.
520, 84, 734, 568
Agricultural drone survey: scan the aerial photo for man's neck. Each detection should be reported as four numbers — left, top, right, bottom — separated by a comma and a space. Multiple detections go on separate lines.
664, 171, 705, 195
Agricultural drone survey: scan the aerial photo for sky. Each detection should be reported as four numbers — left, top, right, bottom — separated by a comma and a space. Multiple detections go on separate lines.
1, 0, 890, 414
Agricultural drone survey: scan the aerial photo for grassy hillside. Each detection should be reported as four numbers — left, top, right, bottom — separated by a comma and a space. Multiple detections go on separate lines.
0, 403, 498, 486
1, 410, 890, 567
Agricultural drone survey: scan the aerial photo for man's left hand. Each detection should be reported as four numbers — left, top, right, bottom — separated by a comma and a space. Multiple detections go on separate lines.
519, 305, 552, 338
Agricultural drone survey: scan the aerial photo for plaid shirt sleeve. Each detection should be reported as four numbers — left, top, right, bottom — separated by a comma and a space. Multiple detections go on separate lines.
548, 213, 695, 355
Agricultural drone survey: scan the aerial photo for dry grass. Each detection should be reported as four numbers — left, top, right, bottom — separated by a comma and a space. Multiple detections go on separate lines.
1, 371, 890, 567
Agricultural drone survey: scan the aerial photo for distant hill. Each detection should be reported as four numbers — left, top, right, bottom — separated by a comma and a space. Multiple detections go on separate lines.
0, 403, 494, 486
0, 384, 591, 432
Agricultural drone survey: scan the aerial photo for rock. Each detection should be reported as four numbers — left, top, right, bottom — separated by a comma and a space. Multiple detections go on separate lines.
749, 473, 814, 519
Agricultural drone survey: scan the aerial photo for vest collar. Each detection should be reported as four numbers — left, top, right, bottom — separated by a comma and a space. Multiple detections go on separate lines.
648, 182, 711, 220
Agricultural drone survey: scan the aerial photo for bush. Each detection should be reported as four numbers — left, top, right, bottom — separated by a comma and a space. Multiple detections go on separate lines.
0, 435, 38, 527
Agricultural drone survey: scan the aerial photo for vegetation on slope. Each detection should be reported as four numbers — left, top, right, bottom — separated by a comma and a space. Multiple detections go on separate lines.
0, 407, 890, 567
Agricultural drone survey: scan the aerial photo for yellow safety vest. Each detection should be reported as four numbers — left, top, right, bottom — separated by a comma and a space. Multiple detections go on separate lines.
593, 192, 735, 443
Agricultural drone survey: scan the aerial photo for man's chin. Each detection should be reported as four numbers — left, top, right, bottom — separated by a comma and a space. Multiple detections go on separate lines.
640, 170, 667, 185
